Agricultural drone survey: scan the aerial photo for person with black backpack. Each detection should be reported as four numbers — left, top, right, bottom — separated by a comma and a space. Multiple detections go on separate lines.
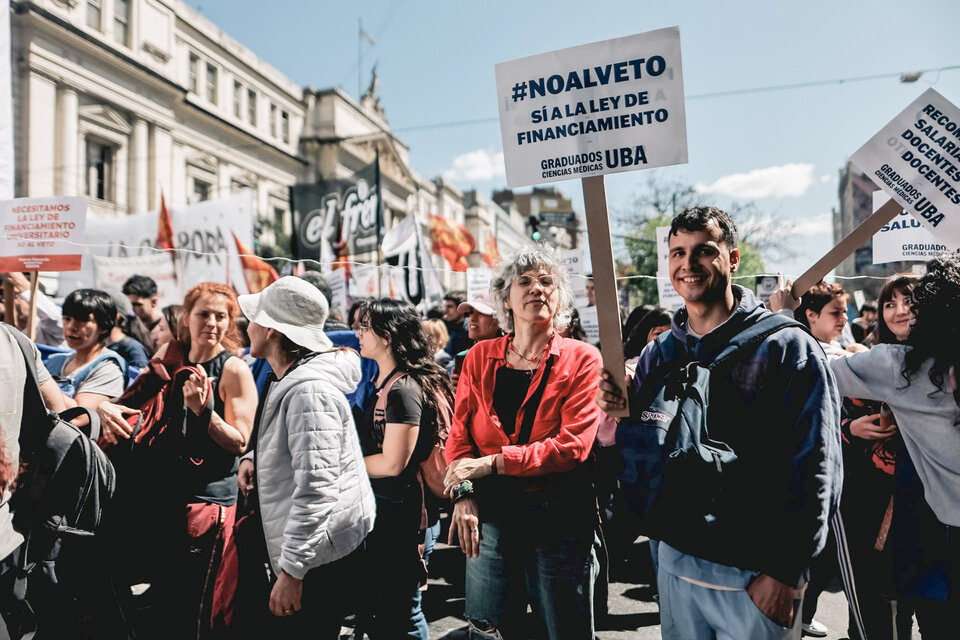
1, 322, 115, 639
354, 298, 455, 639
597, 207, 842, 640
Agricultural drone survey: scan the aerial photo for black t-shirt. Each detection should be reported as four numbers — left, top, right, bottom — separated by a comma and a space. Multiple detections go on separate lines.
493, 367, 533, 436
361, 371, 437, 499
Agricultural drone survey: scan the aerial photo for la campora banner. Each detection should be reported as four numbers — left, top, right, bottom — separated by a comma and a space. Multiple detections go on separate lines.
290, 160, 382, 267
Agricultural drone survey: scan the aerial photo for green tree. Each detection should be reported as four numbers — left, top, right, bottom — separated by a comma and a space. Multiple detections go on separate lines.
613, 176, 789, 308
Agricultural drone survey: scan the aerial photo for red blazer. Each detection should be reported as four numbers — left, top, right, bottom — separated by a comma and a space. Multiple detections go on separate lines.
445, 333, 602, 476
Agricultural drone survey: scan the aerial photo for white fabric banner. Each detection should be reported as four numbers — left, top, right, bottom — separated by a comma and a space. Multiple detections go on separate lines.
93, 253, 182, 306
58, 193, 255, 297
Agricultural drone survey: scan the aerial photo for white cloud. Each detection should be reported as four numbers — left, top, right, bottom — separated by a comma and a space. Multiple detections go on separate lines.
695, 163, 816, 199
820, 174, 834, 183
739, 212, 832, 240
443, 149, 505, 183
790, 212, 832, 236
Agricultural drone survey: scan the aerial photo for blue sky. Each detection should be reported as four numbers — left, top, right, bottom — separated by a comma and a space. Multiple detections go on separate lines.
186, 0, 960, 278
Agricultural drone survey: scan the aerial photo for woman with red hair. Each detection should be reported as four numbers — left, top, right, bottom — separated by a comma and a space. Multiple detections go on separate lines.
98, 282, 258, 637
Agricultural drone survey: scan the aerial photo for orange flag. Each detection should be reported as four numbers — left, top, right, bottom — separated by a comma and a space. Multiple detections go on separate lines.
157, 193, 175, 250
482, 233, 501, 268
232, 232, 278, 294
429, 214, 475, 272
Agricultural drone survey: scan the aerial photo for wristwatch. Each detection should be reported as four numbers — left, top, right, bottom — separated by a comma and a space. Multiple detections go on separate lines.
452, 479, 475, 503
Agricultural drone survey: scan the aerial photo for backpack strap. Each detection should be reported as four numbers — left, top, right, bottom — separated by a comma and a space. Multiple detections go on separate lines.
708, 313, 806, 372
5, 324, 53, 453
515, 356, 555, 446
374, 370, 409, 440
58, 406, 102, 443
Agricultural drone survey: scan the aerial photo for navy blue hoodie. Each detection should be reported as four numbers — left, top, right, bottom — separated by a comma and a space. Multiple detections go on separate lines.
626, 285, 843, 585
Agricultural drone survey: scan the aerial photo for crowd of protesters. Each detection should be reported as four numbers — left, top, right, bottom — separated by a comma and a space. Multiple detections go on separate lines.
0, 205, 958, 640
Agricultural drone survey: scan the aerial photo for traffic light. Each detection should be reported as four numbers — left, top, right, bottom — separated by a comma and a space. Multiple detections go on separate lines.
528, 215, 541, 241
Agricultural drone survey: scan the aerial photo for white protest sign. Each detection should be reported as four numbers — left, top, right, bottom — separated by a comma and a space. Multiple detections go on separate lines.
561, 248, 589, 305
0, 197, 86, 271
655, 226, 671, 272
323, 269, 348, 315
93, 253, 182, 305
58, 193, 254, 296
755, 275, 779, 306
578, 305, 600, 343
495, 27, 687, 188
348, 264, 379, 300
871, 190, 958, 263
853, 290, 866, 311
466, 268, 493, 303
851, 88, 960, 245
657, 272, 683, 311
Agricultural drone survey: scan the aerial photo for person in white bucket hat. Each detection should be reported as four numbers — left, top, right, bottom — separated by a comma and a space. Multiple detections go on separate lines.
236, 276, 375, 637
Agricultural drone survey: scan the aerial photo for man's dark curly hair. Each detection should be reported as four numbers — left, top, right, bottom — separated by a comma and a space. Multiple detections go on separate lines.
669, 206, 738, 250
903, 253, 960, 393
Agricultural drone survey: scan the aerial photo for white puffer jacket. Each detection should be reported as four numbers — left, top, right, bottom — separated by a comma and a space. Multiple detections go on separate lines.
253, 349, 375, 579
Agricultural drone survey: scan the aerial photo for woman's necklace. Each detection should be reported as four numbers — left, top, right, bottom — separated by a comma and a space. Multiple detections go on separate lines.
508, 336, 548, 372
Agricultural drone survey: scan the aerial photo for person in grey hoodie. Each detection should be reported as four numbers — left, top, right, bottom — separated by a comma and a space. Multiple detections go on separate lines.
237, 277, 375, 638
830, 253, 960, 638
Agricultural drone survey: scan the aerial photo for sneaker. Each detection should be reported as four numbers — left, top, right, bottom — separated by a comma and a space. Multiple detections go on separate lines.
802, 619, 828, 637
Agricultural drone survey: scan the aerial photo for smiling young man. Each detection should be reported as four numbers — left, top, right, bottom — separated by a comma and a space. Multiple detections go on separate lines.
599, 207, 842, 640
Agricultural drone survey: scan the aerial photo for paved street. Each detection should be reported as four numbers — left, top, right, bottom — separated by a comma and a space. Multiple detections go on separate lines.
415, 537, 921, 640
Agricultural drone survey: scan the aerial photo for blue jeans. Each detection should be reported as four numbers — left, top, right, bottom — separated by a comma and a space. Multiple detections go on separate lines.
359, 494, 429, 640
658, 569, 802, 640
465, 520, 597, 640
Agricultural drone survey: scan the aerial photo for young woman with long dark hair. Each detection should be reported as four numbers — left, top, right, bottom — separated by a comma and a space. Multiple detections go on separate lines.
355, 298, 454, 639
831, 256, 960, 639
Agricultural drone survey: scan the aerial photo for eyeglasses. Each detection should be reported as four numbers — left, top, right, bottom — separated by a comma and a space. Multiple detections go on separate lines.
515, 274, 556, 289
356, 323, 373, 333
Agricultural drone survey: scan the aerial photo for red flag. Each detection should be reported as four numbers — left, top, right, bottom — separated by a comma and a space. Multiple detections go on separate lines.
482, 233, 501, 268
429, 214, 475, 272
157, 193, 175, 250
232, 232, 279, 294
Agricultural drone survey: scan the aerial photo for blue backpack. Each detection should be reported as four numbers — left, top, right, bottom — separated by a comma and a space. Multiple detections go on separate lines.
616, 313, 804, 539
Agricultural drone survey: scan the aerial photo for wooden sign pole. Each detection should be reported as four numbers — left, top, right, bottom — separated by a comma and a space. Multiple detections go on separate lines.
2, 279, 17, 329
27, 272, 40, 341
792, 198, 903, 298
582, 175, 628, 418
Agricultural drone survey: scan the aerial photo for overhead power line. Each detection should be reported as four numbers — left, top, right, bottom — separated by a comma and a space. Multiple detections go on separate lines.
391, 64, 960, 133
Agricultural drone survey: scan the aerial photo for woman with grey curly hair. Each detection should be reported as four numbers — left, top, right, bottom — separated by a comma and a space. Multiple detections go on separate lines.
442, 243, 604, 639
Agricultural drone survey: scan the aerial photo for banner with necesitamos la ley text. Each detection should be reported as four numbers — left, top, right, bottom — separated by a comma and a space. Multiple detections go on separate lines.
495, 26, 687, 188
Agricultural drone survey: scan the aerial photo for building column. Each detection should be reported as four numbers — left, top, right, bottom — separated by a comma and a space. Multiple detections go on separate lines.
150, 126, 172, 208
129, 117, 149, 213
55, 85, 78, 196
101, 0, 115, 40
